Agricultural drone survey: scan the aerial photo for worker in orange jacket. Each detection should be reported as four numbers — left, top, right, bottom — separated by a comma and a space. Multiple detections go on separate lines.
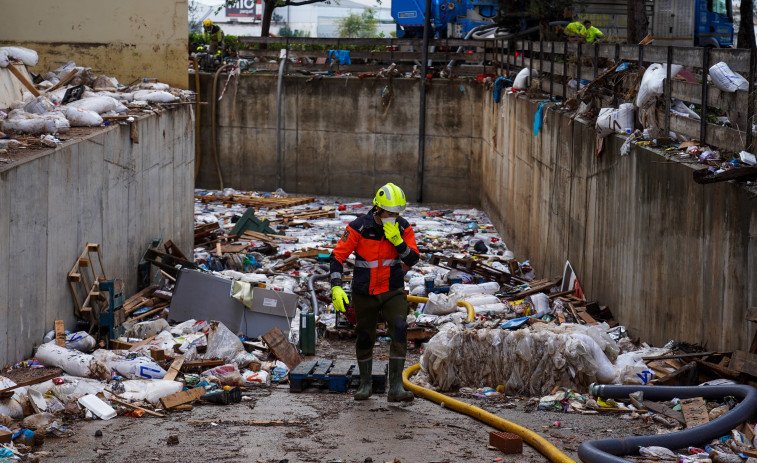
330, 183, 420, 402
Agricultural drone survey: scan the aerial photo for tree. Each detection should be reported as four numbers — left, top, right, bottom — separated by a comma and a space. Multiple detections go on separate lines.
737, 0, 756, 49
279, 26, 312, 37
336, 8, 379, 38
626, 0, 648, 44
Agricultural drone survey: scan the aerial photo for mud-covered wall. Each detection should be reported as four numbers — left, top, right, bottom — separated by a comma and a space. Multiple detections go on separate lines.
482, 92, 757, 352
0, 0, 188, 89
0, 107, 194, 365
192, 73, 484, 205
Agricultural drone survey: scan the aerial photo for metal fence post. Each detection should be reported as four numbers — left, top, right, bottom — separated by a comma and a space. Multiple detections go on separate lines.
562, 42, 567, 101
594, 43, 599, 79
550, 41, 555, 99
540, 39, 543, 76
700, 47, 710, 145
577, 43, 582, 93
665, 46, 673, 136
638, 44, 643, 68
528, 40, 533, 88
747, 48, 756, 152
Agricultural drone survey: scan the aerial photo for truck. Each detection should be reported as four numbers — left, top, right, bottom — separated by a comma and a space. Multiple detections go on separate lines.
391, 0, 734, 47
574, 0, 734, 47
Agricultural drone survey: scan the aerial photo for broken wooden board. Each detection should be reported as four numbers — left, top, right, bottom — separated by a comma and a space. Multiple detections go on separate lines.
163, 356, 185, 381
729, 350, 757, 377
680, 397, 710, 429
654, 361, 698, 386
160, 386, 206, 409
128, 334, 158, 352
54, 320, 66, 347
181, 359, 224, 370
642, 400, 685, 424
262, 327, 302, 371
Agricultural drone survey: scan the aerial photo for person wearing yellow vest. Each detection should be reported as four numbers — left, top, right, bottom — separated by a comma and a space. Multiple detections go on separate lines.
564, 17, 586, 42
583, 20, 604, 43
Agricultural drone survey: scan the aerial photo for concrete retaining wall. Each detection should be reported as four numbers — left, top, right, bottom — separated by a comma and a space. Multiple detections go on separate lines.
481, 92, 757, 352
192, 74, 483, 205
0, 107, 194, 364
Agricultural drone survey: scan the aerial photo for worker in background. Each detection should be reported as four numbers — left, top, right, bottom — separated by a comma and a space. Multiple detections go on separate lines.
564, 16, 586, 42
583, 20, 604, 43
203, 19, 224, 56
330, 183, 420, 402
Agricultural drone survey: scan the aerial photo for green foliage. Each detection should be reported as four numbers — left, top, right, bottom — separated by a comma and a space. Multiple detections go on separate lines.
279, 26, 312, 37
336, 8, 379, 38
498, 0, 574, 21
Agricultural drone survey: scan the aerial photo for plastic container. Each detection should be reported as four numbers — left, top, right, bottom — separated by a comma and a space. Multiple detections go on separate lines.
300, 311, 315, 356
78, 395, 116, 420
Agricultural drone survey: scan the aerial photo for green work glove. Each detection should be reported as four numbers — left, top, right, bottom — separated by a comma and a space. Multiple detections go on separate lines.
332, 286, 349, 312
383, 221, 404, 246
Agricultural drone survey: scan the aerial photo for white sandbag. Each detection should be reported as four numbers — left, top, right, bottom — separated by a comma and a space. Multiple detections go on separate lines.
709, 61, 749, 92
41, 111, 70, 134
474, 303, 509, 314
119, 380, 183, 405
136, 82, 170, 91
131, 90, 178, 103
595, 103, 635, 138
63, 331, 97, 352
513, 68, 535, 91
449, 282, 499, 297
92, 349, 167, 380
67, 95, 119, 114
0, 50, 8, 68
65, 107, 103, 127
1, 116, 56, 135
123, 318, 169, 339
35, 343, 109, 379
461, 294, 501, 307
636, 63, 682, 109
0, 377, 26, 419
0, 46, 39, 67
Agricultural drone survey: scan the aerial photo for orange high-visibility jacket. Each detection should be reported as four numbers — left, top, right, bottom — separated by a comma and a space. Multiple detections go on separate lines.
330, 212, 420, 295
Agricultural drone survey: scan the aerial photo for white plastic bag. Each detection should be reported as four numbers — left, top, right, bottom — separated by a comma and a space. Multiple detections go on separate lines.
35, 343, 109, 379
595, 103, 635, 138
636, 63, 682, 109
423, 292, 458, 315
202, 364, 243, 386
709, 61, 749, 92
242, 369, 270, 387
1, 116, 56, 135
65, 107, 103, 127
0, 46, 39, 67
92, 349, 167, 380
203, 321, 255, 368
131, 90, 178, 103
0, 49, 8, 68
23, 96, 54, 114
123, 318, 169, 339
63, 331, 97, 352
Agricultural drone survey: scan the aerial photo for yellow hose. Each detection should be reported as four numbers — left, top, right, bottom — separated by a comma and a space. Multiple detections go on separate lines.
403, 363, 576, 463
406, 295, 475, 322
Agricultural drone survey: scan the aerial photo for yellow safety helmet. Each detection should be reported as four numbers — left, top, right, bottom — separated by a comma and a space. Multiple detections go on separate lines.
373, 183, 406, 213
203, 19, 213, 28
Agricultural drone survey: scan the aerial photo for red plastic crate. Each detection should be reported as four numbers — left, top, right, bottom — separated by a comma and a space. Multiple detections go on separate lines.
489, 431, 523, 454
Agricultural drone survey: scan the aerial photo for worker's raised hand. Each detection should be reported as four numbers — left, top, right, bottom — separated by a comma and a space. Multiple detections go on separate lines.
383, 221, 404, 246
331, 286, 349, 312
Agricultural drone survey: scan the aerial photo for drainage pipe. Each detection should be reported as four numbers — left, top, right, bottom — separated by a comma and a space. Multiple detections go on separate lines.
211, 64, 230, 189
578, 384, 757, 463
403, 363, 575, 463
406, 295, 475, 322
307, 265, 330, 318
192, 56, 202, 181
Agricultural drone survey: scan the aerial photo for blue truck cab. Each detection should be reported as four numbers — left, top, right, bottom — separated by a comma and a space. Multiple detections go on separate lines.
696, 0, 734, 47
392, 0, 498, 38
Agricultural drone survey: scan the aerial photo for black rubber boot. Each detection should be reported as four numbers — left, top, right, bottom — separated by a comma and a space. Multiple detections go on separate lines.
354, 359, 373, 400
387, 358, 414, 402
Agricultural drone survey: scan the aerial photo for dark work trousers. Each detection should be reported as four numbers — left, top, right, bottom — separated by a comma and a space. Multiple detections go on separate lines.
352, 288, 409, 362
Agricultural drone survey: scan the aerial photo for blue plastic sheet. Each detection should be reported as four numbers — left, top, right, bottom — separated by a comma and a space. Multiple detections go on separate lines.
493, 77, 511, 103
533, 101, 547, 136
328, 50, 351, 65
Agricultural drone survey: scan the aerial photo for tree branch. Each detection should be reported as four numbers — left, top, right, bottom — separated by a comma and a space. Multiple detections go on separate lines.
282, 0, 328, 6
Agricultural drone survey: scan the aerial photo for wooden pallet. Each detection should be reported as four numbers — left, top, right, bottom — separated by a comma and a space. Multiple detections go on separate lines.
289, 359, 387, 393
67, 242, 108, 321
271, 207, 336, 223
195, 194, 315, 210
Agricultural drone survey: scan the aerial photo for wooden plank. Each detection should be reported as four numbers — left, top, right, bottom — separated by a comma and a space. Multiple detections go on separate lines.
0, 370, 62, 395
680, 397, 710, 429
655, 361, 698, 386
128, 334, 157, 351
694, 358, 741, 379
163, 356, 185, 381
642, 400, 686, 424
7, 63, 39, 97
159, 386, 206, 409
261, 327, 302, 371
108, 396, 166, 418
181, 359, 224, 370
109, 340, 134, 350
643, 351, 717, 361
54, 320, 66, 347
575, 309, 599, 325
729, 350, 757, 377
44, 68, 77, 93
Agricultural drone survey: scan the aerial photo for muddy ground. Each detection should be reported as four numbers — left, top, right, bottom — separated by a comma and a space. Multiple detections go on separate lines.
24, 339, 656, 463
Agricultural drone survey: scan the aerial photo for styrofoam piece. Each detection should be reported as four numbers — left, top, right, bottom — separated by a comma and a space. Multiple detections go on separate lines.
78, 394, 116, 420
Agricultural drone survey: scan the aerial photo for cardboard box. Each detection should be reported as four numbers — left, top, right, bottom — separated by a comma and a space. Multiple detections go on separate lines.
0, 429, 11, 444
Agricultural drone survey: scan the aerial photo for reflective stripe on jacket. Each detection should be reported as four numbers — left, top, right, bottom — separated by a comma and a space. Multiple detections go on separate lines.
330, 213, 420, 295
